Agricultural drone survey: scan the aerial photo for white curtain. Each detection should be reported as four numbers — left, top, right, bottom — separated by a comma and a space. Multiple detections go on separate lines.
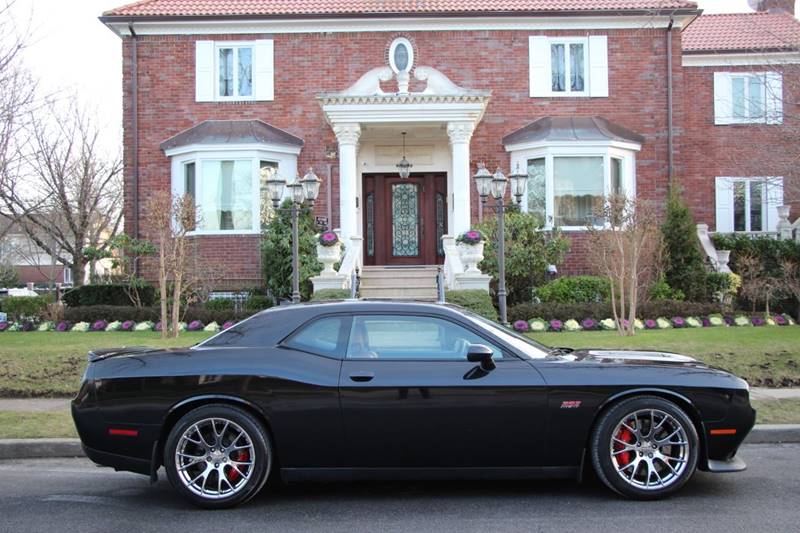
553, 156, 604, 226
199, 160, 252, 231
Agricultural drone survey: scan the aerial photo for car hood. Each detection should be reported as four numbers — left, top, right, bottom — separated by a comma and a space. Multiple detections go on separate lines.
561, 349, 704, 367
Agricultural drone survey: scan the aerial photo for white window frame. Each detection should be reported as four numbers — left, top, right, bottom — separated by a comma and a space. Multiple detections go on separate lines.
715, 176, 784, 233
548, 37, 589, 96
714, 71, 783, 125
508, 142, 639, 231
167, 143, 300, 236
215, 42, 255, 101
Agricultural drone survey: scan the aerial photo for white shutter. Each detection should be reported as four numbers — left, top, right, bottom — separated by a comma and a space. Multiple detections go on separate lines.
713, 72, 733, 125
765, 72, 783, 125
254, 39, 274, 101
195, 40, 215, 102
765, 177, 784, 231
588, 36, 608, 98
715, 177, 734, 232
529, 36, 550, 97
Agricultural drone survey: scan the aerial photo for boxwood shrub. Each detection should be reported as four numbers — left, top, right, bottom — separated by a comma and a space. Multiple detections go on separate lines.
311, 289, 352, 301
0, 295, 50, 321
535, 276, 610, 304
445, 290, 498, 321
62, 284, 155, 307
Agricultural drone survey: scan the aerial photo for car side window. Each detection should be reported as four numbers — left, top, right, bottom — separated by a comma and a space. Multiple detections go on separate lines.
284, 316, 349, 357
346, 315, 503, 360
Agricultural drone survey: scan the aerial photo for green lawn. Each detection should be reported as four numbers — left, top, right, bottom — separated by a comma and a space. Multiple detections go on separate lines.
0, 332, 212, 397
528, 327, 800, 387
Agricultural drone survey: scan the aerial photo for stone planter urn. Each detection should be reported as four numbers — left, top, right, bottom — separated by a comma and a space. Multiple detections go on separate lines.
716, 250, 731, 273
316, 242, 342, 276
458, 241, 485, 274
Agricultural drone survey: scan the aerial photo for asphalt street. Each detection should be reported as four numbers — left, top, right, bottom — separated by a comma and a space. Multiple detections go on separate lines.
0, 444, 798, 533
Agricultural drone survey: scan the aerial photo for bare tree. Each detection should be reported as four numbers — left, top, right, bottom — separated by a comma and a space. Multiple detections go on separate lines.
0, 1, 36, 242
588, 195, 663, 336
150, 191, 198, 338
0, 99, 123, 285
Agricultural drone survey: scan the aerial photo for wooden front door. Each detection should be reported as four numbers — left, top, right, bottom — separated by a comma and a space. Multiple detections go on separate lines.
363, 173, 447, 266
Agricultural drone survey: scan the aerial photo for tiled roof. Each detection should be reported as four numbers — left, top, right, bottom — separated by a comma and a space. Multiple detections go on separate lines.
103, 0, 698, 18
683, 12, 800, 53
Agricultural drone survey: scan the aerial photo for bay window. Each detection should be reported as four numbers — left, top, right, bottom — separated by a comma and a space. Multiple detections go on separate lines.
512, 148, 637, 229
168, 148, 298, 235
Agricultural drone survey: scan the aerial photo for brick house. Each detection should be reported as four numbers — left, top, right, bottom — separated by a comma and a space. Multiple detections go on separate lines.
99, 0, 800, 293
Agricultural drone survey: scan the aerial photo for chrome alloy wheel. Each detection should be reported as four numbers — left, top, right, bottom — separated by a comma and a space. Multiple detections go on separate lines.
175, 417, 256, 500
609, 409, 690, 491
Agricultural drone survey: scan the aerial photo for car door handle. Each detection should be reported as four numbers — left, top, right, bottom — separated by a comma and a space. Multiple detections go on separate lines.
349, 372, 375, 382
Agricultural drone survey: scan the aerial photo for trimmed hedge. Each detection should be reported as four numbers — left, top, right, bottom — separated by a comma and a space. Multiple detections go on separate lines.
507, 300, 729, 323
311, 289, 352, 301
445, 290, 498, 321
243, 295, 273, 311
536, 276, 610, 304
63, 305, 253, 325
0, 295, 50, 321
62, 284, 155, 307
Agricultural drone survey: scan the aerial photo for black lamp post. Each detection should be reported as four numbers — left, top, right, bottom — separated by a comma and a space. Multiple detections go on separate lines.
473, 163, 527, 326
264, 167, 321, 304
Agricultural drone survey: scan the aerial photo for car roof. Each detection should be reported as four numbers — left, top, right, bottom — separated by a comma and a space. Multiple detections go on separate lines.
257, 299, 468, 318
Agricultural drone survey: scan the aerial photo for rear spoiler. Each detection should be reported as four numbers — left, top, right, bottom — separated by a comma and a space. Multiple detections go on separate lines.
88, 346, 154, 363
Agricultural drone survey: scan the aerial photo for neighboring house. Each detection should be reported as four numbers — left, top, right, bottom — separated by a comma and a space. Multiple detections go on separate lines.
99, 0, 800, 289
0, 216, 72, 286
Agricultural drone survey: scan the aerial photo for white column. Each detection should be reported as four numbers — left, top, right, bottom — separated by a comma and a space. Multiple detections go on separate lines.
333, 123, 361, 242
447, 122, 475, 237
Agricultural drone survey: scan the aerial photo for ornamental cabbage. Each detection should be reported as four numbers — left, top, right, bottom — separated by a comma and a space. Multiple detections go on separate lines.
134, 321, 154, 331
563, 319, 582, 332
203, 321, 220, 332
685, 317, 702, 328
733, 315, 751, 327
656, 317, 672, 329
71, 322, 90, 332
528, 319, 547, 332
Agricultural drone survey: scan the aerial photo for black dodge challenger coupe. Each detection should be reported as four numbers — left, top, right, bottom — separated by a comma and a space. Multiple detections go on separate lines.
72, 301, 755, 508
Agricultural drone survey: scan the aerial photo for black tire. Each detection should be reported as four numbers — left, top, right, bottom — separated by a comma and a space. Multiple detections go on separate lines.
164, 404, 272, 509
590, 396, 699, 500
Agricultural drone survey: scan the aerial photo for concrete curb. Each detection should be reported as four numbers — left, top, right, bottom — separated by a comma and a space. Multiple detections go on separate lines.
0, 425, 798, 460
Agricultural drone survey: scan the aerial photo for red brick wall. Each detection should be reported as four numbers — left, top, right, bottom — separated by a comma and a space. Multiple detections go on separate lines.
682, 63, 800, 230
123, 27, 683, 285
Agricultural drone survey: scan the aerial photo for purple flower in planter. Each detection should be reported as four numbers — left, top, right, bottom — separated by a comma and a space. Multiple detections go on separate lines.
513, 320, 529, 332
774, 315, 788, 326
702, 317, 712, 328
671, 316, 686, 328
581, 318, 597, 331
21, 320, 35, 332
724, 315, 735, 326
0, 321, 8, 332
644, 319, 658, 330
91, 320, 108, 332
121, 320, 135, 331
751, 316, 766, 327
187, 320, 204, 331
55, 321, 71, 332
318, 231, 339, 247
549, 319, 563, 332
222, 321, 236, 330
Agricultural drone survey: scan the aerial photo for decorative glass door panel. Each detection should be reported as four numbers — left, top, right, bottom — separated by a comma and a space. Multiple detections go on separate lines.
391, 183, 420, 257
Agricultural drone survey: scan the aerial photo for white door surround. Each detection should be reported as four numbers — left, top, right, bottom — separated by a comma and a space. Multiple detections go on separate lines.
319, 66, 491, 245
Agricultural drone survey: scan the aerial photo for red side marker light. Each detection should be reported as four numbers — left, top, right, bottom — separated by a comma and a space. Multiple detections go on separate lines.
709, 429, 737, 436
108, 428, 139, 437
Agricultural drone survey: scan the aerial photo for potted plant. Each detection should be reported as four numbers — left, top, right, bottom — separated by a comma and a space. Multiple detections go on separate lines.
456, 229, 485, 274
317, 231, 342, 275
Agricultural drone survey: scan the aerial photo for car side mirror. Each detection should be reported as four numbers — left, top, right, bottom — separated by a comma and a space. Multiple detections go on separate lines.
466, 344, 496, 371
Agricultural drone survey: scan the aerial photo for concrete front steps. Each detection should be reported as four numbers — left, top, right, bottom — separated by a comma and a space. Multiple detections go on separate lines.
359, 265, 439, 300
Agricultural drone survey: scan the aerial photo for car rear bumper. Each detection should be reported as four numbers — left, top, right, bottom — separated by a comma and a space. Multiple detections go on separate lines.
82, 443, 151, 476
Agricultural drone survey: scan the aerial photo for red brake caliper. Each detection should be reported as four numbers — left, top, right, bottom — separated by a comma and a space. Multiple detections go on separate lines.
227, 450, 249, 483
614, 428, 633, 466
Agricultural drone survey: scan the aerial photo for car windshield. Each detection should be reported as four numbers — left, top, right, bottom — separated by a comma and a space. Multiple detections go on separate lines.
460, 310, 550, 359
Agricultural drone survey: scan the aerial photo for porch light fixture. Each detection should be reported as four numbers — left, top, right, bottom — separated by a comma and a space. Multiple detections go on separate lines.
508, 163, 528, 204
263, 168, 286, 209
300, 167, 321, 206
265, 171, 322, 304
473, 163, 493, 199
471, 164, 527, 327
396, 131, 413, 179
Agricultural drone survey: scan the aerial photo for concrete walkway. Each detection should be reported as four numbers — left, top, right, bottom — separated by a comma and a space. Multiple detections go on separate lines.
0, 388, 798, 411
